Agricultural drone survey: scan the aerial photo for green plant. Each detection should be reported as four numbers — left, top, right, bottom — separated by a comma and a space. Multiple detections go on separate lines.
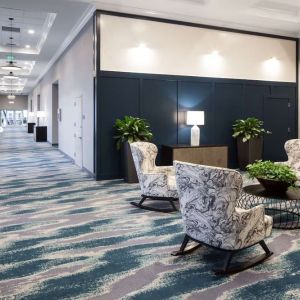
113, 116, 153, 150
232, 117, 271, 142
246, 160, 297, 186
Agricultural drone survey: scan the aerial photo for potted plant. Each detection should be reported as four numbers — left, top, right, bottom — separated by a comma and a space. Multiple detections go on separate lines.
246, 160, 297, 193
232, 117, 271, 170
114, 116, 153, 183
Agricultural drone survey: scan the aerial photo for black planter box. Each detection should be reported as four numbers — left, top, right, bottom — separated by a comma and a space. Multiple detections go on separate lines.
237, 137, 262, 171
27, 122, 36, 133
34, 126, 47, 142
122, 142, 138, 183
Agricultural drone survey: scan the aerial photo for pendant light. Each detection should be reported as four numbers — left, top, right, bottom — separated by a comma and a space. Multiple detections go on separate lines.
3, 71, 19, 80
1, 18, 22, 71
7, 79, 16, 100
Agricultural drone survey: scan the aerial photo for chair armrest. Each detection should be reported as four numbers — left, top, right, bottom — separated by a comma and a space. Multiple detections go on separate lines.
143, 172, 168, 186
235, 204, 265, 222
155, 166, 175, 176
234, 204, 267, 248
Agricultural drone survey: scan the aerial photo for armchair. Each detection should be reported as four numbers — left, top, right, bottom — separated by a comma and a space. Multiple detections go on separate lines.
277, 139, 300, 184
130, 142, 178, 212
173, 161, 273, 275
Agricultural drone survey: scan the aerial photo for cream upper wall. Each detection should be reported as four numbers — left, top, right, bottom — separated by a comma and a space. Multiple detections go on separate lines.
100, 15, 296, 82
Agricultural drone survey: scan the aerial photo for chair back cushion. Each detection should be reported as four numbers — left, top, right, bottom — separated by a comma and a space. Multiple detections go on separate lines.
174, 161, 243, 248
285, 139, 300, 170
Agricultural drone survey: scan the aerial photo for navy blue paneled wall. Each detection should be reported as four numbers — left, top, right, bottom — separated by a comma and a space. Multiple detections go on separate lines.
96, 71, 297, 180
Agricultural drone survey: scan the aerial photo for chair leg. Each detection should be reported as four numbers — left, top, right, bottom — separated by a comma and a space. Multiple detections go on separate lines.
130, 196, 178, 213
259, 240, 271, 255
214, 241, 273, 275
138, 196, 146, 206
171, 234, 201, 256
218, 251, 235, 274
169, 200, 178, 211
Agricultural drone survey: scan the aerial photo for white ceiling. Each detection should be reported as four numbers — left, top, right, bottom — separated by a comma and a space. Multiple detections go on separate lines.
82, 0, 300, 37
0, 0, 94, 95
1, 0, 300, 96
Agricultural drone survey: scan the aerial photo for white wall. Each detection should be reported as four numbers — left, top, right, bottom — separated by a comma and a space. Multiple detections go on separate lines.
28, 19, 94, 173
101, 15, 296, 83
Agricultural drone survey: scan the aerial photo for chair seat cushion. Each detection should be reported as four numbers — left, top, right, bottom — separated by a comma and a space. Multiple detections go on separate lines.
167, 175, 178, 198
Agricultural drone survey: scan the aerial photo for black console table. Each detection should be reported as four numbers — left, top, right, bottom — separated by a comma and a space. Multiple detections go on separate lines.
34, 126, 47, 142
27, 122, 36, 133
239, 184, 300, 229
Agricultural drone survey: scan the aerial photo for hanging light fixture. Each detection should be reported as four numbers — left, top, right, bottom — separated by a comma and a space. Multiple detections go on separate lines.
7, 79, 16, 100
3, 71, 19, 80
1, 18, 22, 71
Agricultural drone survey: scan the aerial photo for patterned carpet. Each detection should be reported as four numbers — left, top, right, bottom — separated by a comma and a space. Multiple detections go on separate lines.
0, 127, 299, 300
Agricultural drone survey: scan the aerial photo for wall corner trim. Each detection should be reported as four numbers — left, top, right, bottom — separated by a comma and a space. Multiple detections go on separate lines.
31, 4, 96, 91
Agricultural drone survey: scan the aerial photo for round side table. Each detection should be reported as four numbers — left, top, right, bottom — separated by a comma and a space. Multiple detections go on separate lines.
238, 184, 300, 229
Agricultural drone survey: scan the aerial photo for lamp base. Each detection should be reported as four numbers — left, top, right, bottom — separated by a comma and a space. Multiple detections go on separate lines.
191, 125, 200, 146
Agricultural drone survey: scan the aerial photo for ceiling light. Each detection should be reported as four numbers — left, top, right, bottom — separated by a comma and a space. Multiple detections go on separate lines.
1, 61, 22, 71
3, 72, 19, 80
1, 18, 22, 71
25, 45, 31, 49
8, 94, 16, 100
28, 29, 35, 34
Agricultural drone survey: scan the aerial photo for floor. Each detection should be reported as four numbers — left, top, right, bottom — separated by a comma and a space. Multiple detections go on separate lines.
0, 127, 299, 300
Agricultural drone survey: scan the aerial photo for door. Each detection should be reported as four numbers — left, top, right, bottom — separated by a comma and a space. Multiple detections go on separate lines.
263, 97, 291, 161
74, 96, 83, 168
52, 83, 59, 145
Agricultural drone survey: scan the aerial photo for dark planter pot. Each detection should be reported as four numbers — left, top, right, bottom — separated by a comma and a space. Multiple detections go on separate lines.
257, 177, 289, 194
121, 142, 138, 183
237, 137, 263, 171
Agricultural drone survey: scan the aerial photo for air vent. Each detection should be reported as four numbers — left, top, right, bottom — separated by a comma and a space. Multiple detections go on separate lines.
2, 26, 20, 33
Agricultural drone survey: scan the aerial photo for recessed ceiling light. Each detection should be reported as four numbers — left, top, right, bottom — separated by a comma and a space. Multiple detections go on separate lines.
28, 29, 35, 34
25, 45, 31, 49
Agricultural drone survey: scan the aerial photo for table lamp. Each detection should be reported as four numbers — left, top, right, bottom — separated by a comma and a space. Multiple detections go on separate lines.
36, 111, 46, 126
186, 111, 204, 146
28, 112, 35, 122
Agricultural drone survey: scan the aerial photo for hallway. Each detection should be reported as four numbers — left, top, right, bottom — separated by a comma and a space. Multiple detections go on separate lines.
0, 127, 141, 299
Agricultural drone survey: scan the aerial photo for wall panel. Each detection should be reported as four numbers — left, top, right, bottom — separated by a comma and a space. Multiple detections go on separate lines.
98, 77, 139, 179
140, 79, 178, 156
96, 72, 297, 179
214, 83, 244, 167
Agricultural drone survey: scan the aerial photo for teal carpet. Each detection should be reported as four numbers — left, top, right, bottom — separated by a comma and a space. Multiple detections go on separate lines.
0, 127, 299, 300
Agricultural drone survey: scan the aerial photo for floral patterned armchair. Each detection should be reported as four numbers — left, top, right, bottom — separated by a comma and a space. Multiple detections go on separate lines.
173, 161, 273, 275
277, 139, 300, 183
130, 142, 178, 212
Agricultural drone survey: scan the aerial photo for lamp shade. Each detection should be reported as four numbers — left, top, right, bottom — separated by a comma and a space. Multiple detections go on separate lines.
186, 111, 204, 126
36, 111, 46, 118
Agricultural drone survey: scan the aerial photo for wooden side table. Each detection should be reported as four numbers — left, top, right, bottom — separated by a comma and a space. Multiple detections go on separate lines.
34, 126, 47, 142
161, 144, 228, 168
